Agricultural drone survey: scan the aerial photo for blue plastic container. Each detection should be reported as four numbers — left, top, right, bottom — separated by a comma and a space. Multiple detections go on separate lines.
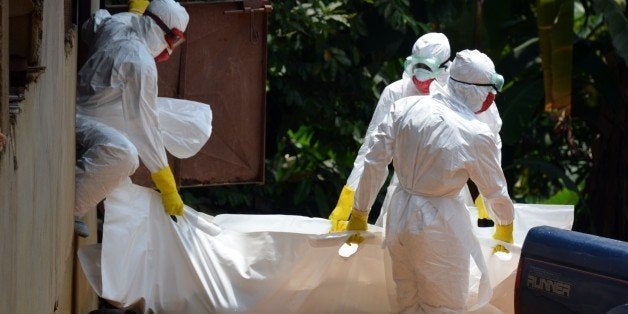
515, 226, 628, 313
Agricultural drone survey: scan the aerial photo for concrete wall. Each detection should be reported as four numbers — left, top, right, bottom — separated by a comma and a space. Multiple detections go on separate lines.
0, 0, 97, 312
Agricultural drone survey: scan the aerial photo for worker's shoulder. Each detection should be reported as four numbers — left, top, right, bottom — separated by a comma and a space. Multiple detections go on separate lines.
111, 40, 156, 71
390, 94, 429, 116
383, 78, 405, 92
382, 78, 417, 98
451, 113, 495, 144
421, 100, 494, 139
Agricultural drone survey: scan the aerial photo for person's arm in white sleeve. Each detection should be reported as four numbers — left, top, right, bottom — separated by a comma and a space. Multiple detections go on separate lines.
474, 103, 503, 222
467, 133, 513, 225
467, 133, 514, 252
120, 59, 184, 216
329, 84, 397, 231
350, 102, 397, 224
345, 84, 397, 189
120, 60, 168, 172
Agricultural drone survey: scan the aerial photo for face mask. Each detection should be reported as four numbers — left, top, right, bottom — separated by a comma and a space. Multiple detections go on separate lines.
155, 49, 170, 63
145, 10, 186, 59
404, 55, 448, 82
475, 92, 495, 114
412, 76, 434, 94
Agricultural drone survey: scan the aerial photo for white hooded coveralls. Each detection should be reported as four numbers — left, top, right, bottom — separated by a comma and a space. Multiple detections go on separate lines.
75, 1, 189, 216
342, 33, 503, 227
346, 33, 450, 192
344, 33, 452, 226
353, 50, 514, 312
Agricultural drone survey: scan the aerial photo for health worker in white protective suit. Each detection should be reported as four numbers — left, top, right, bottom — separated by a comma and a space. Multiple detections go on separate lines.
74, 0, 189, 237
328, 32, 451, 232
346, 50, 514, 313
329, 33, 505, 232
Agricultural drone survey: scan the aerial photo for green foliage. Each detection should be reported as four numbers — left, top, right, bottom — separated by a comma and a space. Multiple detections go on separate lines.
503, 111, 593, 203
593, 0, 628, 65
543, 187, 580, 205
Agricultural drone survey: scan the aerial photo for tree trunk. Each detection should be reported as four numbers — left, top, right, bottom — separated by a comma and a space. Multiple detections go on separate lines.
537, 0, 574, 115
576, 52, 628, 241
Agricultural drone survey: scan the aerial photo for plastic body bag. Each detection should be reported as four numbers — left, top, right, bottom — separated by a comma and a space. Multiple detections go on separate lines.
157, 97, 213, 159
78, 180, 573, 313
76, 93, 574, 313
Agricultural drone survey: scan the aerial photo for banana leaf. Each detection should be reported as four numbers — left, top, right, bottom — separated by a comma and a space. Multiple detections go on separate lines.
537, 0, 574, 114
499, 79, 545, 145
593, 0, 628, 66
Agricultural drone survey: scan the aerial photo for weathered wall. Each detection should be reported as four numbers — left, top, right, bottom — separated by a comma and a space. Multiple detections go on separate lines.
0, 0, 97, 313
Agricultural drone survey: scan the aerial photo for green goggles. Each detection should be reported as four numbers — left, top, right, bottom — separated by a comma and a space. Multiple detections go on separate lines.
449, 72, 504, 93
403, 55, 449, 81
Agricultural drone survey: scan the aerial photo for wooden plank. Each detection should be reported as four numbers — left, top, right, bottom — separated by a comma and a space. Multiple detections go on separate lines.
73, 210, 99, 314
0, 1, 89, 313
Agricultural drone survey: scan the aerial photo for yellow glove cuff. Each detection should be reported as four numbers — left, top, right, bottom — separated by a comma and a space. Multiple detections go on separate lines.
151, 165, 178, 195
475, 195, 490, 220
151, 166, 184, 216
350, 209, 369, 221
161, 191, 184, 216
493, 223, 514, 244
129, 0, 150, 14
346, 209, 368, 231
329, 185, 355, 221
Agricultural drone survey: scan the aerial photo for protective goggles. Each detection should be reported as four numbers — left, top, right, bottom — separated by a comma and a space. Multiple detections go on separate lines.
449, 72, 504, 93
145, 10, 186, 51
403, 55, 449, 81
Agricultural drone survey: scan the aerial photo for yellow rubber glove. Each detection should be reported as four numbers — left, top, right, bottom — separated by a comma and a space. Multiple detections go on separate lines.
129, 0, 150, 14
475, 195, 494, 227
328, 185, 355, 233
492, 223, 514, 254
346, 209, 368, 244
151, 165, 184, 216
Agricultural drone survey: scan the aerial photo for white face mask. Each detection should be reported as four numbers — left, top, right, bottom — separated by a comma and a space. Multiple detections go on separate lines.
139, 15, 169, 58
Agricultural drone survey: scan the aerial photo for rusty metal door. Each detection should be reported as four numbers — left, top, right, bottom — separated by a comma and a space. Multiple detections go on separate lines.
130, 0, 270, 187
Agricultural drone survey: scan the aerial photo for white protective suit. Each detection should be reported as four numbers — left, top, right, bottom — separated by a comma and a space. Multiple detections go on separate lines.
346, 33, 450, 192
75, 0, 189, 216
352, 50, 514, 312
333, 33, 452, 230
340, 33, 503, 228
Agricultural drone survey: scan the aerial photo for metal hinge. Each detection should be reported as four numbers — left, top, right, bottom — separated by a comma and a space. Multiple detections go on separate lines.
224, 0, 273, 14
224, 0, 273, 43
9, 95, 23, 114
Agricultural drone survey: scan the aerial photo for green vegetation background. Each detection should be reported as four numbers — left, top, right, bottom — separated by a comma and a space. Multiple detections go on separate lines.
180, 0, 627, 241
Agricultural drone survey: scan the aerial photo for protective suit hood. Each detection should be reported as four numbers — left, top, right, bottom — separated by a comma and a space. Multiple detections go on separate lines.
431, 78, 474, 116
143, 0, 189, 58
411, 32, 450, 65
404, 33, 451, 84
447, 49, 502, 113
